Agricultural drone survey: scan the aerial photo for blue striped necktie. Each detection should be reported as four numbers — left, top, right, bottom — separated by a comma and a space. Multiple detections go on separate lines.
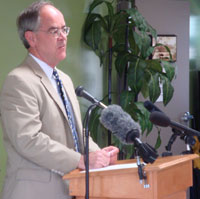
53, 69, 80, 152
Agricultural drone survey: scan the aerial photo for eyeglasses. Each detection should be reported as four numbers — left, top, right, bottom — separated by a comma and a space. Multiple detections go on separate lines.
37, 26, 70, 38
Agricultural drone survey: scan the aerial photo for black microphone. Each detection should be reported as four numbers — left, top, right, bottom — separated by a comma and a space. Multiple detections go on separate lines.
149, 111, 200, 137
144, 100, 163, 113
100, 105, 158, 163
75, 86, 107, 109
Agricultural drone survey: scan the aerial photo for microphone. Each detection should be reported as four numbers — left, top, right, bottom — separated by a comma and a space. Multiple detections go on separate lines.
75, 86, 107, 109
100, 105, 158, 163
149, 111, 200, 137
100, 104, 141, 144
75, 86, 158, 163
144, 100, 163, 113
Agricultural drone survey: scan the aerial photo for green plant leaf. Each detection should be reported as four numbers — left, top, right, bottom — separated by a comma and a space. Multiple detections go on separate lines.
115, 52, 138, 77
112, 43, 126, 53
84, 13, 106, 33
140, 33, 152, 59
128, 59, 146, 94
140, 76, 149, 98
128, 26, 140, 55
132, 31, 143, 53
105, 1, 114, 17
154, 130, 161, 149
132, 32, 153, 59
162, 77, 174, 106
125, 102, 142, 122
146, 59, 163, 73
104, 2, 114, 30
84, 20, 102, 51
146, 119, 153, 136
133, 102, 153, 135
155, 43, 173, 61
138, 114, 146, 133
161, 60, 175, 81
115, 52, 129, 77
112, 12, 127, 33
88, 106, 109, 148
88, 106, 101, 140
148, 73, 161, 102
88, 0, 106, 13
125, 8, 157, 38
113, 22, 127, 44
120, 90, 135, 109
143, 112, 153, 136
88, 0, 115, 32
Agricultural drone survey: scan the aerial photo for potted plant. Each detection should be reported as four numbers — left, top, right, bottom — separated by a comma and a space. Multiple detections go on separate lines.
82, 0, 175, 158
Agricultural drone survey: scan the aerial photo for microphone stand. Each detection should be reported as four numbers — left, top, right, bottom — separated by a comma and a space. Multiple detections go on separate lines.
162, 128, 182, 157
135, 149, 149, 188
162, 128, 196, 157
83, 103, 98, 199
133, 142, 158, 188
180, 134, 196, 154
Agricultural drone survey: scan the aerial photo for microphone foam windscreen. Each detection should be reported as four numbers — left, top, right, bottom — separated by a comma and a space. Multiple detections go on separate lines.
99, 104, 141, 144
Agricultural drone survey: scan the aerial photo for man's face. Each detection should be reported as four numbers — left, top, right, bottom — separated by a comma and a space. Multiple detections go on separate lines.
29, 5, 67, 67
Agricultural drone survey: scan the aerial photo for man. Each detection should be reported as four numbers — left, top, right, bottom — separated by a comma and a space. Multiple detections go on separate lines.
0, 1, 119, 199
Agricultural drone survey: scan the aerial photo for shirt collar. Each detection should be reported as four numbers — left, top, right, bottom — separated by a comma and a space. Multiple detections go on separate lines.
29, 53, 56, 80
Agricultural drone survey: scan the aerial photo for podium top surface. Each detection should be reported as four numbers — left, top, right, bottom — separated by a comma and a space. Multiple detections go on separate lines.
63, 154, 198, 180
145, 154, 198, 171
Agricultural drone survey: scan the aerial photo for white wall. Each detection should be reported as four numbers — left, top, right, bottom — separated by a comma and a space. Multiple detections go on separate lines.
136, 0, 190, 156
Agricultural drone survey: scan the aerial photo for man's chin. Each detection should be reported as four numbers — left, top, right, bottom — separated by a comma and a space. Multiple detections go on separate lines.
58, 53, 66, 62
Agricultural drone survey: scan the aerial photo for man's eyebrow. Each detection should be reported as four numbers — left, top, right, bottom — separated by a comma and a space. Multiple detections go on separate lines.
48, 27, 57, 31
48, 25, 67, 31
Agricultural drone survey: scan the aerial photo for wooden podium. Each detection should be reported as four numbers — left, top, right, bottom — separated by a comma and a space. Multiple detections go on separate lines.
63, 154, 198, 199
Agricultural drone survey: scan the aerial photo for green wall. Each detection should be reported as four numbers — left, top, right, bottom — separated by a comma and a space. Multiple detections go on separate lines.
0, 0, 103, 195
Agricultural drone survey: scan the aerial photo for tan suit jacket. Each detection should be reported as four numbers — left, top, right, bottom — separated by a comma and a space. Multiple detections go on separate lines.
0, 55, 100, 199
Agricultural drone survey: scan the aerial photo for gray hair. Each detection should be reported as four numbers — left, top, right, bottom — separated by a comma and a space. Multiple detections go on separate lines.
16, 0, 53, 49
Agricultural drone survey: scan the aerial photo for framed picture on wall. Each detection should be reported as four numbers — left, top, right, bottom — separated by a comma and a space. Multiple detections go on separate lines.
151, 35, 177, 62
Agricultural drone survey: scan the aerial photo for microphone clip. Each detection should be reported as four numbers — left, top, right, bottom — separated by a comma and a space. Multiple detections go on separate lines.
135, 141, 158, 164
136, 151, 149, 188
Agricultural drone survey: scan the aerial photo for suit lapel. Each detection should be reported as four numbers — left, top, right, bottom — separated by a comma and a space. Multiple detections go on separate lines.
23, 55, 84, 152
24, 55, 68, 120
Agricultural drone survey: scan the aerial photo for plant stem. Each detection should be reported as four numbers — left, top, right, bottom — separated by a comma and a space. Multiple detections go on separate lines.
108, 36, 113, 145
123, 17, 130, 91
108, 36, 112, 105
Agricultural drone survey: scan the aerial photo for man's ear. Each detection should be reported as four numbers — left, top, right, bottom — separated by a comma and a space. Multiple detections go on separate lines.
24, 31, 36, 47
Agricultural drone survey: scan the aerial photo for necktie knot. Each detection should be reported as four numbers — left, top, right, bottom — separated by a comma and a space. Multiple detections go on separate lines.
53, 69, 59, 79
